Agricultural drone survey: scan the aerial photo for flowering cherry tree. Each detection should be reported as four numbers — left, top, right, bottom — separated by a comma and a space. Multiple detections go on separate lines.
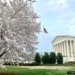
0, 0, 40, 64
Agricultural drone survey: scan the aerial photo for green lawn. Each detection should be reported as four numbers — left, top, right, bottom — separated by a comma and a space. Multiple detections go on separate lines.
0, 66, 74, 75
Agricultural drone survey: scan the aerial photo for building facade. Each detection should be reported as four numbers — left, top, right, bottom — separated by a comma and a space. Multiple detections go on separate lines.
52, 36, 75, 63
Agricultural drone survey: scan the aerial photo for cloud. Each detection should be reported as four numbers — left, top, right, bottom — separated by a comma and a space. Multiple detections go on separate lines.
47, 0, 68, 11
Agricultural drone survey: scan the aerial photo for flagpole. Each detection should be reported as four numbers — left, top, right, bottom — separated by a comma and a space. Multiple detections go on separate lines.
42, 25, 48, 55
42, 25, 45, 55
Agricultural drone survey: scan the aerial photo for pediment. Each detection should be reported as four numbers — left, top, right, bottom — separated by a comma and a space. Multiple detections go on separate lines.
52, 35, 75, 44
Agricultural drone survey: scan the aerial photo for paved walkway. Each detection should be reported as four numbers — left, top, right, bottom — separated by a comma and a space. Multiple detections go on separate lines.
18, 66, 72, 70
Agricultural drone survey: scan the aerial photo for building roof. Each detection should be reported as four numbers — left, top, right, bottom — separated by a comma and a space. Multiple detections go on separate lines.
52, 35, 75, 44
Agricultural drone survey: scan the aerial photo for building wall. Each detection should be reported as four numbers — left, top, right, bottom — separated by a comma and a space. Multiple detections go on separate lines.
52, 36, 75, 63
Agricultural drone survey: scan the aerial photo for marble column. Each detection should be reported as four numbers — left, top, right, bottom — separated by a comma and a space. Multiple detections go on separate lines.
66, 40, 69, 57
70, 40, 73, 57
72, 41, 74, 57
61, 42, 64, 56
57, 44, 59, 53
60, 43, 62, 53
54, 45, 56, 54
60, 42, 62, 55
59, 43, 61, 53
73, 41, 75, 57
63, 41, 67, 56
73, 41, 75, 61
68, 41, 71, 57
55, 44, 58, 54
58, 43, 60, 53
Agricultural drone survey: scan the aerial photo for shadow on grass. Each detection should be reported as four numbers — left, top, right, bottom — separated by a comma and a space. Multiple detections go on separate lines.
0, 73, 17, 75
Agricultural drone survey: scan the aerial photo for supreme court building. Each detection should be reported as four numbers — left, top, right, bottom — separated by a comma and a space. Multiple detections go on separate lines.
52, 36, 75, 63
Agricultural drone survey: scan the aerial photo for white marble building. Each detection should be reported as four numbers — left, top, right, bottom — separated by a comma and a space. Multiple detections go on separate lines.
52, 36, 75, 63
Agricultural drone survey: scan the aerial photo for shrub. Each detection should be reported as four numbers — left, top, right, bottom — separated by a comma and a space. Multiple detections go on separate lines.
49, 52, 56, 64
57, 53, 63, 64
34, 53, 41, 64
42, 52, 49, 64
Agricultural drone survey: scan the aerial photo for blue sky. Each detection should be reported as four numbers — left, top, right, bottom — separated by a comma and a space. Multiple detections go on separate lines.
33, 0, 75, 53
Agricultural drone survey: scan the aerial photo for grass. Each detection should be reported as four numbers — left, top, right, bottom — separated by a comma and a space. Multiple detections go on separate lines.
0, 66, 74, 75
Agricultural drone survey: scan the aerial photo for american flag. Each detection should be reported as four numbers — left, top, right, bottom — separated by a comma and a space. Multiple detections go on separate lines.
43, 27, 48, 33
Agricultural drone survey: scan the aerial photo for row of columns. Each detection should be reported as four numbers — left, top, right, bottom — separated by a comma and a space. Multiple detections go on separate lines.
53, 40, 75, 57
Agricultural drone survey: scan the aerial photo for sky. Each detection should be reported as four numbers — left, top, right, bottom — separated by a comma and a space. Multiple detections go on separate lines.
33, 0, 75, 53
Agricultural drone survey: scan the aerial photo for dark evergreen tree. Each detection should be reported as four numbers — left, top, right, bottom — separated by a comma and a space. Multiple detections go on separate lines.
42, 52, 49, 64
49, 52, 56, 64
57, 53, 63, 64
34, 53, 41, 64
